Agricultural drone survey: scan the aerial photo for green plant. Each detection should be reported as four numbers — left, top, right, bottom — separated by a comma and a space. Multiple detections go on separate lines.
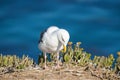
114, 52, 120, 73
63, 42, 73, 63
0, 54, 33, 69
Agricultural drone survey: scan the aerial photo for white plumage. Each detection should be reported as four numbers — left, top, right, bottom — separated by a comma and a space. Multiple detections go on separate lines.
38, 26, 70, 69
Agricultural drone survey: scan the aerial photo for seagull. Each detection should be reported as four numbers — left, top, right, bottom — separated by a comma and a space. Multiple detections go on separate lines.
38, 26, 70, 69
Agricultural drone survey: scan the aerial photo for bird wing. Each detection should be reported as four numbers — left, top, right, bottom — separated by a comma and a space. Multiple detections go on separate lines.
42, 32, 59, 52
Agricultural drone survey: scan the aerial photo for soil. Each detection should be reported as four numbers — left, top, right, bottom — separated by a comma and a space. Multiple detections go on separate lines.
0, 66, 101, 80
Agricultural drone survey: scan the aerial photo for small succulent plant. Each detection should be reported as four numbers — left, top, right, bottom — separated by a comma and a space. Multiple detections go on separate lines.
92, 54, 115, 69
114, 52, 120, 74
62, 42, 91, 67
0, 54, 33, 69
63, 42, 73, 63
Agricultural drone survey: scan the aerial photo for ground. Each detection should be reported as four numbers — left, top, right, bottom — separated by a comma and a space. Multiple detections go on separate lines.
0, 66, 101, 80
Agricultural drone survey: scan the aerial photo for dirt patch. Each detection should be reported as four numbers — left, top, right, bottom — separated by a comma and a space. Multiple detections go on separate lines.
0, 66, 101, 80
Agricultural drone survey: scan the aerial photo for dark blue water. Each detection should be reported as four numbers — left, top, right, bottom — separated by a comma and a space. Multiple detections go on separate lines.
0, 0, 120, 62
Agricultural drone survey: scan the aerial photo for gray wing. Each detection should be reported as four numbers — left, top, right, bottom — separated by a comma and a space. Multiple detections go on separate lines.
38, 29, 47, 43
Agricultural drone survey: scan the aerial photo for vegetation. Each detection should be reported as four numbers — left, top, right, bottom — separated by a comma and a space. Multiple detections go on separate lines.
0, 54, 33, 69
0, 42, 120, 79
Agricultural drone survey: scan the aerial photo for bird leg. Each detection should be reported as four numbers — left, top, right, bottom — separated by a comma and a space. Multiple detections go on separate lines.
43, 52, 48, 69
56, 52, 60, 68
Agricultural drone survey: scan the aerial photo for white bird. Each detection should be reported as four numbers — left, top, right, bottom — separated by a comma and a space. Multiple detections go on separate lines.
38, 26, 70, 69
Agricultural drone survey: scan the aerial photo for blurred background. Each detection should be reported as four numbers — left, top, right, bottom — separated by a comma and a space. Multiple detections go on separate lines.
0, 0, 120, 62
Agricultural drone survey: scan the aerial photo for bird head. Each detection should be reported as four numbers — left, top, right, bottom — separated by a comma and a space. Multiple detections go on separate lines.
57, 29, 70, 53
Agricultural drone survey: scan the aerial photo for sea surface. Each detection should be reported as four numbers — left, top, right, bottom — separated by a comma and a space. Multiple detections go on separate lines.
0, 0, 120, 62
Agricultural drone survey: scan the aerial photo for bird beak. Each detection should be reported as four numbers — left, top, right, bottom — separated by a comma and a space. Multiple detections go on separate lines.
63, 45, 66, 53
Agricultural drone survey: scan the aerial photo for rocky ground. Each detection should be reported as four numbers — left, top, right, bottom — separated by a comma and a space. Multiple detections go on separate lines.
0, 65, 102, 80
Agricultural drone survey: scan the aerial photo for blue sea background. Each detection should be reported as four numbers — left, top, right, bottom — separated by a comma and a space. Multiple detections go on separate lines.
0, 0, 120, 62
